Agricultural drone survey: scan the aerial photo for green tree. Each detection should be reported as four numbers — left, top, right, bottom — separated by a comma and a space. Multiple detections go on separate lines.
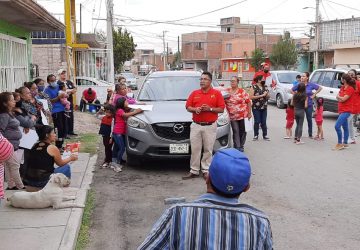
270, 32, 298, 69
250, 48, 266, 71
113, 27, 136, 72
171, 51, 182, 69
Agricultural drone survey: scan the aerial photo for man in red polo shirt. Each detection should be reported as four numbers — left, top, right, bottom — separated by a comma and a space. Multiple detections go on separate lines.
252, 63, 276, 88
79, 88, 101, 112
182, 71, 225, 180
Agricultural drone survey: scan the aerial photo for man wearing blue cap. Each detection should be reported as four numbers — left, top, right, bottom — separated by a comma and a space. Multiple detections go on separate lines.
139, 148, 273, 250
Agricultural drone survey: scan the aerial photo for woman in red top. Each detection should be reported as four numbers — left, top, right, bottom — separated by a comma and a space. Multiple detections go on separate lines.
225, 76, 252, 152
347, 69, 360, 144
334, 74, 356, 150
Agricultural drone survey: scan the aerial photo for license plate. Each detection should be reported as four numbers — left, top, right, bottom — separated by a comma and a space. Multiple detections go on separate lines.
169, 143, 189, 154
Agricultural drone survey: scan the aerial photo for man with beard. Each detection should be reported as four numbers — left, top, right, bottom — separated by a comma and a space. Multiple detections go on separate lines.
252, 63, 276, 88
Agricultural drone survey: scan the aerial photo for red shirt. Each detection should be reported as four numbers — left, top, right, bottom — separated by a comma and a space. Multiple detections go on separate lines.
285, 107, 295, 122
113, 109, 126, 134
338, 86, 355, 114
101, 115, 113, 126
83, 89, 97, 102
315, 106, 323, 122
186, 88, 225, 123
353, 80, 360, 114
252, 70, 271, 84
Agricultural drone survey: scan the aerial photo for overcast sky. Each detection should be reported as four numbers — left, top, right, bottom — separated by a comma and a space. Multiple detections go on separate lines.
36, 0, 360, 53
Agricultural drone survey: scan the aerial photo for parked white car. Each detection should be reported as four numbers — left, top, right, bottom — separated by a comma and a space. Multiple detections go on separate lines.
267, 70, 302, 109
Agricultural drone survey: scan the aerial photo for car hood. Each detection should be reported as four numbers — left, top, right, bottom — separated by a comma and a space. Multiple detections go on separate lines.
135, 101, 192, 124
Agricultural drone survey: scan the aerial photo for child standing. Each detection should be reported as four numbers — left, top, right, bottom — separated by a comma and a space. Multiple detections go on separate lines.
292, 83, 308, 145
314, 97, 324, 140
284, 99, 295, 139
112, 97, 143, 172
58, 84, 71, 118
98, 105, 115, 168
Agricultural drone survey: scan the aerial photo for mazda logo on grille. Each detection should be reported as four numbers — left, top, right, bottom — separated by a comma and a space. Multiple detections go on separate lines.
173, 124, 185, 134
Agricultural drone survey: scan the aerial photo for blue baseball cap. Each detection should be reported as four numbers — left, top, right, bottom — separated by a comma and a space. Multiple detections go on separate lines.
209, 148, 251, 195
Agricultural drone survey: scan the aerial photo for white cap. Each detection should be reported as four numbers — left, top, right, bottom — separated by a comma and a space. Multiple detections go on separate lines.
57, 69, 66, 75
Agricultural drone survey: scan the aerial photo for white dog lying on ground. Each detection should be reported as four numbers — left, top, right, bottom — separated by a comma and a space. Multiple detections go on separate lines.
7, 173, 85, 209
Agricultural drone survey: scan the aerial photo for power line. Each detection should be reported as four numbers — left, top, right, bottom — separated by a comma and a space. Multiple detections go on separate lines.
321, 0, 329, 20
171, 0, 248, 22
94, 0, 103, 31
254, 0, 290, 20
323, 0, 360, 12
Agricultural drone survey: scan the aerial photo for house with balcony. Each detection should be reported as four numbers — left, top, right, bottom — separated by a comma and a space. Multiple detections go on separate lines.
0, 0, 64, 92
310, 16, 360, 68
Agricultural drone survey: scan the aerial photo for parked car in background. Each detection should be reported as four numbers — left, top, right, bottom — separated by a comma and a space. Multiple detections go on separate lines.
267, 70, 302, 108
125, 71, 230, 166
119, 72, 138, 90
75, 76, 113, 106
309, 67, 359, 113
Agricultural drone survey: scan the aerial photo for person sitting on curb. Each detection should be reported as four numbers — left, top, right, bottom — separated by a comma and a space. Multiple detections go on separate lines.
139, 148, 273, 249
79, 88, 101, 112
23, 125, 78, 192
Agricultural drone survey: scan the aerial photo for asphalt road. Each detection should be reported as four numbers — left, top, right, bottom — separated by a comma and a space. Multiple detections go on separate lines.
87, 99, 360, 249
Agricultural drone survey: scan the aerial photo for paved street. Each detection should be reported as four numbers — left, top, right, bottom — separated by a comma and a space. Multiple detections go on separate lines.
87, 104, 359, 250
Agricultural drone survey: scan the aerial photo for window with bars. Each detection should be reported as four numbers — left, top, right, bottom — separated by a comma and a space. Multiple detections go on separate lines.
0, 34, 28, 92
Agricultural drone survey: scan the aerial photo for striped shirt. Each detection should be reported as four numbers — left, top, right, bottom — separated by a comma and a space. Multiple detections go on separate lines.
0, 133, 14, 199
138, 193, 273, 250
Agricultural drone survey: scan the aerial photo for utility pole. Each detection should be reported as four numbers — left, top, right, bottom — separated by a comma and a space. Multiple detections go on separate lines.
314, 0, 320, 70
254, 26, 257, 49
106, 0, 115, 83
79, 3, 82, 34
166, 42, 169, 69
162, 30, 168, 71
177, 36, 180, 53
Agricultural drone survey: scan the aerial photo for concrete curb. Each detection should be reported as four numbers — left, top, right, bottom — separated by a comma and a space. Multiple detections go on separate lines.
59, 154, 97, 250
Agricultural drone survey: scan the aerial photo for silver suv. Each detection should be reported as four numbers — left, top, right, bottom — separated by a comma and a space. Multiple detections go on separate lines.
125, 71, 231, 166
309, 67, 359, 113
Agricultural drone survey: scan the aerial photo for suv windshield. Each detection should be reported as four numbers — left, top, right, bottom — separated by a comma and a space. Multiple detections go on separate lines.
277, 72, 300, 84
138, 76, 219, 101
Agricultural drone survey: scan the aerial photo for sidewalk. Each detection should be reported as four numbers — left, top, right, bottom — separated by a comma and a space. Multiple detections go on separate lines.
0, 153, 97, 250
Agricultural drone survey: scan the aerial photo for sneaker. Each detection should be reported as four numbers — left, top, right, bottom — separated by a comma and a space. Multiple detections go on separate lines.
283, 136, 290, 139
109, 162, 116, 169
309, 136, 313, 139
295, 140, 304, 145
263, 136, 271, 141
253, 136, 259, 141
332, 144, 345, 151
114, 165, 122, 173
100, 162, 109, 169
350, 140, 356, 144
343, 144, 350, 149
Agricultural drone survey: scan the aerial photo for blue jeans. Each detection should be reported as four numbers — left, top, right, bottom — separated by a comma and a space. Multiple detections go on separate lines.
305, 106, 313, 137
252, 109, 268, 137
335, 112, 351, 144
112, 133, 125, 164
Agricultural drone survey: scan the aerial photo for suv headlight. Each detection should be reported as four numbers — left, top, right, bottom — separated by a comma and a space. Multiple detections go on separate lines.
128, 116, 147, 129
217, 111, 229, 127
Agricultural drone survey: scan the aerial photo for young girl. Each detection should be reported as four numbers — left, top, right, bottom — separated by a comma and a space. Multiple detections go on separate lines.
292, 83, 308, 145
111, 97, 143, 172
58, 84, 71, 117
314, 97, 324, 140
284, 99, 295, 139
98, 104, 115, 168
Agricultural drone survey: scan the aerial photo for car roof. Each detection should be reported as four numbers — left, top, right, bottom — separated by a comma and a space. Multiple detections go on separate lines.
148, 70, 202, 78
271, 70, 302, 74
312, 68, 360, 73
